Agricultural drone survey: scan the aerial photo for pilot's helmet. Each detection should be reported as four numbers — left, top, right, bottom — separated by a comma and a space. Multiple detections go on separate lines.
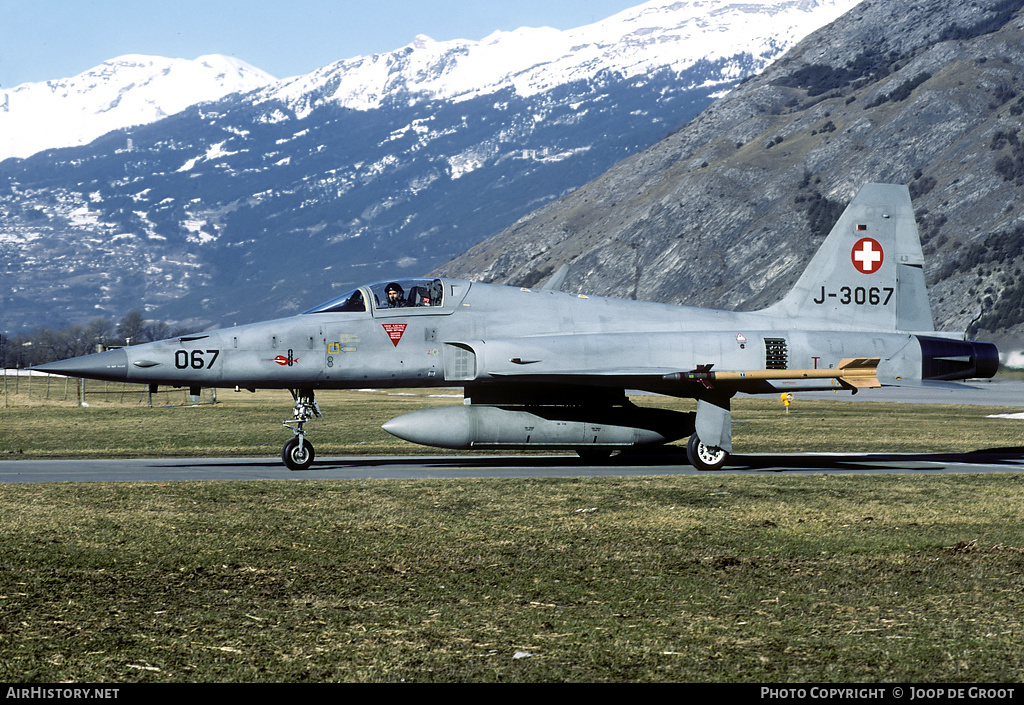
385, 282, 404, 296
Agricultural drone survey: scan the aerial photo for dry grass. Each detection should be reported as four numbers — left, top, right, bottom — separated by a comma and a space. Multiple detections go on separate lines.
1, 475, 1023, 682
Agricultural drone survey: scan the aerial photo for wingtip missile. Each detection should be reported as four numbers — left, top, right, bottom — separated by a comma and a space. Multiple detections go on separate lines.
664, 358, 882, 390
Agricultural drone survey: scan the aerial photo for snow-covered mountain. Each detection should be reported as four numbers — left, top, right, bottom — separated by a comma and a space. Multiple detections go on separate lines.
0, 55, 275, 161
1, 0, 855, 161
0, 0, 862, 333
264, 0, 858, 112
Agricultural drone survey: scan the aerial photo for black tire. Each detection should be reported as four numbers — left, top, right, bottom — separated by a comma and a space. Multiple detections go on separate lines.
686, 433, 729, 471
282, 437, 315, 471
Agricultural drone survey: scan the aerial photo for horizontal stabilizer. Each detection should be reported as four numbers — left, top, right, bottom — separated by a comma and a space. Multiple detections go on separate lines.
876, 374, 983, 391
540, 264, 570, 291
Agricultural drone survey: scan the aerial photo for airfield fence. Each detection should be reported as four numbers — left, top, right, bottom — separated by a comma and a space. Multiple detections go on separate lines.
2, 370, 216, 408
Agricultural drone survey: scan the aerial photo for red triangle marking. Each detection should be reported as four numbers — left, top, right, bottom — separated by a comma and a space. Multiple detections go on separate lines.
382, 323, 407, 347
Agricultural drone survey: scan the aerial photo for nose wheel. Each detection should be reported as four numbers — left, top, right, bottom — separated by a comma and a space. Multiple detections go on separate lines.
282, 436, 315, 471
282, 389, 320, 470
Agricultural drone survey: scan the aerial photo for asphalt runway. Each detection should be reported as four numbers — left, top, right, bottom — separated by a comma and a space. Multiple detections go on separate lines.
3, 380, 1021, 483
2, 446, 1024, 483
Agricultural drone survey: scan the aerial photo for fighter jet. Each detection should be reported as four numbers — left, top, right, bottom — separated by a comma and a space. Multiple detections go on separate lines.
34, 183, 998, 470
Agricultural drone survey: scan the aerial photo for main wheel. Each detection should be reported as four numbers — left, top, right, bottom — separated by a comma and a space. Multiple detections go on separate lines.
282, 437, 315, 471
686, 433, 729, 471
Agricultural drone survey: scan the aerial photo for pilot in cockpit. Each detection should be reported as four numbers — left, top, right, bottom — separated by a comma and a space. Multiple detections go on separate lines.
384, 282, 407, 308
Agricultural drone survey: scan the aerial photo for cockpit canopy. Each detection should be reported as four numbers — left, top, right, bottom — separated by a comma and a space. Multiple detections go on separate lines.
303, 278, 446, 314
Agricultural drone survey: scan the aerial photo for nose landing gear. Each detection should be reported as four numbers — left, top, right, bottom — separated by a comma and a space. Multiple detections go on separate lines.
282, 389, 320, 470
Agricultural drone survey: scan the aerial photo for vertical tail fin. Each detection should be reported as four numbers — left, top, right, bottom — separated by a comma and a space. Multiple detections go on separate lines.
763, 183, 934, 332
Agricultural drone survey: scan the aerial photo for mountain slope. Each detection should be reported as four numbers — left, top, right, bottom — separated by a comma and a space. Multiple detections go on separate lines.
435, 0, 1024, 342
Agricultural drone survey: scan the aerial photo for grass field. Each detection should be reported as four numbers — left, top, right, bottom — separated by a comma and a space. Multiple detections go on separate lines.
1, 475, 1023, 683
1, 382, 1023, 682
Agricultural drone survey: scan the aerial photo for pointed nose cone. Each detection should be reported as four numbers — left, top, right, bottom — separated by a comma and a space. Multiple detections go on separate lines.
381, 413, 422, 443
32, 348, 130, 382
382, 407, 474, 449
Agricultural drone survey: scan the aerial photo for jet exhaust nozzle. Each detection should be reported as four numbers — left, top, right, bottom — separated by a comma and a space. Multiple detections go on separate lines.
918, 336, 999, 381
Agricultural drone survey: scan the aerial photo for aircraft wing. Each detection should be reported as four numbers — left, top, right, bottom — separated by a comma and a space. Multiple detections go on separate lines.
484, 367, 683, 390
485, 360, 986, 395
448, 333, 893, 395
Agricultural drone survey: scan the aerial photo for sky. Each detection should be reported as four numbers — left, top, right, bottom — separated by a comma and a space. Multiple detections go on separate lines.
0, 0, 645, 89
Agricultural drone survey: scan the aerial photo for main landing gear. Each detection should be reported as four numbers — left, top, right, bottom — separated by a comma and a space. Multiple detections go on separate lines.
686, 396, 733, 471
686, 432, 730, 471
282, 389, 320, 470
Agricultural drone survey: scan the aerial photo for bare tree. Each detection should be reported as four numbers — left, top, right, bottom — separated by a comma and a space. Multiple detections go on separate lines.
117, 311, 146, 345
